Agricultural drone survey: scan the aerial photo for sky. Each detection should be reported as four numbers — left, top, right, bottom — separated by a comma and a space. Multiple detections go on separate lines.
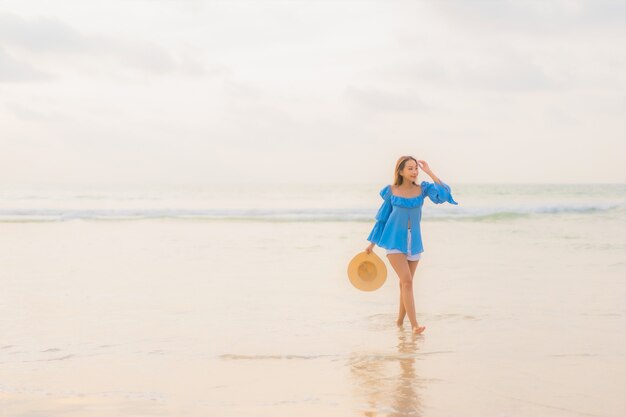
0, 0, 624, 185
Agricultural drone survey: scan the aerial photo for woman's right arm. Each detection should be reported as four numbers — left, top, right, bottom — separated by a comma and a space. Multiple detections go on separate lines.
365, 185, 392, 253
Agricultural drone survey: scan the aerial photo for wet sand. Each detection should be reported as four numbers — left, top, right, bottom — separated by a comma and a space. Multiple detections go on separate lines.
1, 217, 625, 416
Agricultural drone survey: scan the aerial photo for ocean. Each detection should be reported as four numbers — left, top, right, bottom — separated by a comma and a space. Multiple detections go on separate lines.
1, 182, 625, 416
0, 183, 623, 223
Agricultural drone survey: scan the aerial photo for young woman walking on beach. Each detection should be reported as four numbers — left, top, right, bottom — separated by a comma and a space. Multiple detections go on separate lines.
365, 156, 458, 335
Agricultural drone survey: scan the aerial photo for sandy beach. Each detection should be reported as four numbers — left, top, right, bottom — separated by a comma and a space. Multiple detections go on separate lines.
2, 0, 625, 414
1, 200, 625, 416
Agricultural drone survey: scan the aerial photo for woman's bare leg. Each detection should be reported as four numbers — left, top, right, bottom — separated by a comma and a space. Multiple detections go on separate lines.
387, 254, 425, 334
397, 283, 405, 326
397, 259, 419, 326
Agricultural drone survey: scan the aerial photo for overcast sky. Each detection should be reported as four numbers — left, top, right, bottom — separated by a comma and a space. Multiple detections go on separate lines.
1, 0, 624, 185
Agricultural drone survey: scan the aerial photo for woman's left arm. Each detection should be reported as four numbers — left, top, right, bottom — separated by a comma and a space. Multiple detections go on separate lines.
418, 160, 458, 205
417, 160, 441, 184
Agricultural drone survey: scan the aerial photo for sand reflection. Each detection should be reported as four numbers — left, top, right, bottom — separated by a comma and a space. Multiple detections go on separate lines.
349, 330, 424, 416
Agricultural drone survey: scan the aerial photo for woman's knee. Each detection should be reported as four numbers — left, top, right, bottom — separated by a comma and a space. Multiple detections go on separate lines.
399, 276, 413, 289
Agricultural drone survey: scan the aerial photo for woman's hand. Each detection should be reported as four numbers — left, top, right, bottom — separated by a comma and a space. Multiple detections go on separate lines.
418, 160, 442, 184
417, 160, 431, 173
365, 242, 375, 254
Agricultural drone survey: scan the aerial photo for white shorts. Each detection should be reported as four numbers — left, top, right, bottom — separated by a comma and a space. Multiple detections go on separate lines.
386, 229, 422, 261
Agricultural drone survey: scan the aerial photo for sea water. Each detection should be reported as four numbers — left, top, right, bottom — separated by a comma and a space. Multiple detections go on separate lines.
1, 183, 623, 223
1, 183, 624, 416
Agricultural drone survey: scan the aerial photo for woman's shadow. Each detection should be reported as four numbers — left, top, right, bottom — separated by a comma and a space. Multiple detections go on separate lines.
349, 329, 425, 417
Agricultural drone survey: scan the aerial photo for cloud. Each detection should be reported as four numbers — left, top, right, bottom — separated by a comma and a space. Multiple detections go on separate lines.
0, 12, 218, 77
345, 86, 428, 114
371, 51, 559, 93
452, 46, 560, 92
427, 0, 626, 35
4, 101, 62, 122
180, 54, 228, 77
0, 47, 50, 82
115, 40, 176, 74
381, 6, 614, 93
0, 12, 87, 52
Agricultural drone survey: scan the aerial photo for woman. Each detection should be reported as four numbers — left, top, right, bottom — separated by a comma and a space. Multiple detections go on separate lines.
365, 156, 458, 335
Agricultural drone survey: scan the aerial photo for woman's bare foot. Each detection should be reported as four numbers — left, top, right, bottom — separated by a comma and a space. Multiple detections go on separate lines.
412, 325, 426, 335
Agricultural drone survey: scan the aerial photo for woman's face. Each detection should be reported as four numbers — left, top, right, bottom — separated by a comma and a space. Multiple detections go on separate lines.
401, 159, 419, 181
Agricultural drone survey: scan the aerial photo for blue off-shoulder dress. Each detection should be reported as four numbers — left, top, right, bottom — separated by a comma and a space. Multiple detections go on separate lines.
367, 181, 458, 256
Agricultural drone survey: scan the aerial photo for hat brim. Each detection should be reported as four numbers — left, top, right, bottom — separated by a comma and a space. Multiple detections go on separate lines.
347, 251, 387, 291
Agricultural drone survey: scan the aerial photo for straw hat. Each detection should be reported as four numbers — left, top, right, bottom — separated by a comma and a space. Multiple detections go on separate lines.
347, 251, 387, 291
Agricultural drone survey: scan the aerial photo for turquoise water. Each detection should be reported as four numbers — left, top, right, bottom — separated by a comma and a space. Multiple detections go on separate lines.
0, 183, 624, 222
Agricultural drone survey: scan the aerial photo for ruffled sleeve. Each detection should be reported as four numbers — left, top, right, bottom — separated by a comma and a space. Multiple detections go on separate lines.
367, 185, 392, 244
421, 181, 458, 205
